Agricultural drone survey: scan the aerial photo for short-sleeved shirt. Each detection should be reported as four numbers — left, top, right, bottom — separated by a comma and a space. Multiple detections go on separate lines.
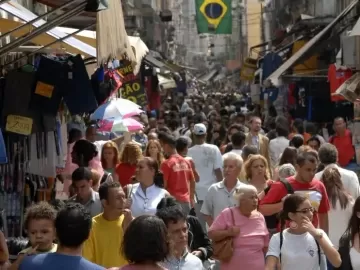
188, 144, 223, 200
19, 253, 104, 270
266, 229, 331, 270
201, 180, 247, 220
161, 154, 194, 202
160, 251, 203, 270
260, 176, 330, 229
209, 208, 269, 270
72, 189, 103, 218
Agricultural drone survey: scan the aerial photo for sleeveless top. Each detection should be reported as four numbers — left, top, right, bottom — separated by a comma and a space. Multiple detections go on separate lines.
129, 183, 167, 218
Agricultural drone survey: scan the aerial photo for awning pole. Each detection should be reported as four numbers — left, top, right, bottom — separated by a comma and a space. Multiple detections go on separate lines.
0, 1, 87, 57
3, 23, 96, 67
0, 0, 79, 41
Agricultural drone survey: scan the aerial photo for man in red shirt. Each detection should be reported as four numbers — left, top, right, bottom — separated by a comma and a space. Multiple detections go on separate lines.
330, 117, 355, 167
159, 132, 195, 215
259, 152, 330, 233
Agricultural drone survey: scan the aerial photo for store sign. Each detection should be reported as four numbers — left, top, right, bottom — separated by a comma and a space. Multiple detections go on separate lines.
6, 115, 33, 135
117, 64, 147, 107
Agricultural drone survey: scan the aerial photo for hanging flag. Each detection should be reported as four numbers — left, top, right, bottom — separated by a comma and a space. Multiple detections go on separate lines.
195, 0, 232, 34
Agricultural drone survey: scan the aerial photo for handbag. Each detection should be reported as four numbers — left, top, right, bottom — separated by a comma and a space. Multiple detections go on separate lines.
212, 208, 235, 262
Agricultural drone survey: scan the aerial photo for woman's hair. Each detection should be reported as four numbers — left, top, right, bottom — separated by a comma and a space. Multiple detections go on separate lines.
321, 166, 350, 209
120, 142, 143, 165
68, 128, 82, 144
223, 124, 244, 144
145, 140, 164, 165
278, 163, 296, 179
24, 202, 57, 230
122, 215, 169, 264
142, 157, 164, 188
289, 135, 304, 149
90, 169, 101, 189
100, 141, 120, 168
344, 196, 360, 244
72, 140, 98, 165
279, 146, 297, 166
298, 145, 319, 161
244, 154, 270, 180
279, 194, 308, 229
156, 196, 178, 210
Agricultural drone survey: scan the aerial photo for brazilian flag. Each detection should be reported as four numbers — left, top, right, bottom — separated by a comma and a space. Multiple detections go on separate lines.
195, 0, 232, 34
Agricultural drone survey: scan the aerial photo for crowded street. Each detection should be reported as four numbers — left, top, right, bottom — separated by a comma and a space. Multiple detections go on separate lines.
0, 0, 360, 269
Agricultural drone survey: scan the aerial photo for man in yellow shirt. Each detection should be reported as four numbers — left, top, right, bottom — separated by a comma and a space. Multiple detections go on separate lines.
82, 182, 133, 268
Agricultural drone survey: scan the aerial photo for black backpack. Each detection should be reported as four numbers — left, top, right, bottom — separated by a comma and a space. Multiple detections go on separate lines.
263, 179, 294, 229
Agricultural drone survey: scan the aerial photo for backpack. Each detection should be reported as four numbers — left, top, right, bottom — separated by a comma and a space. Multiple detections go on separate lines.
263, 179, 294, 229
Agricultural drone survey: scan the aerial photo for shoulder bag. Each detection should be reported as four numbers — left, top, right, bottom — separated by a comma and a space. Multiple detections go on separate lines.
212, 208, 235, 262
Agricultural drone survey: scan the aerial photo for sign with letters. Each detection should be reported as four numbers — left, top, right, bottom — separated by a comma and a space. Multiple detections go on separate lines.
117, 64, 147, 107
6, 115, 33, 135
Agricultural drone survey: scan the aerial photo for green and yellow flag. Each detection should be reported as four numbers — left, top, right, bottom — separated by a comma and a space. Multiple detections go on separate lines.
195, 0, 232, 34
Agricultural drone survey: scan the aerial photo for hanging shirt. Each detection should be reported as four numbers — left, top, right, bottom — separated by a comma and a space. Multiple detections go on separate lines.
328, 64, 352, 102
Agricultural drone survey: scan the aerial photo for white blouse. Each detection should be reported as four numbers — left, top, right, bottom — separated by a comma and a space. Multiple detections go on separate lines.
130, 183, 167, 217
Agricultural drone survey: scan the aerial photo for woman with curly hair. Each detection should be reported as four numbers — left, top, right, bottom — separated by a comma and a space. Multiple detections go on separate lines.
101, 141, 120, 183
244, 154, 272, 194
144, 140, 164, 167
116, 142, 143, 187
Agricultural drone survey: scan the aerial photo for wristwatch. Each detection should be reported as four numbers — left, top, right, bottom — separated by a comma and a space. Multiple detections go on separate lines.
314, 230, 323, 240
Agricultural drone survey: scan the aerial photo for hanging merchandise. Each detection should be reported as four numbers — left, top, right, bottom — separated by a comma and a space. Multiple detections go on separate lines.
85, 0, 109, 12
30, 56, 65, 116
2, 69, 42, 134
91, 66, 122, 105
328, 63, 352, 102
62, 54, 98, 115
0, 129, 6, 164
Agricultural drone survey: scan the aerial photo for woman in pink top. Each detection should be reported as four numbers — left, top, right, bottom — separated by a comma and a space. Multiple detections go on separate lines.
108, 215, 169, 270
209, 185, 269, 270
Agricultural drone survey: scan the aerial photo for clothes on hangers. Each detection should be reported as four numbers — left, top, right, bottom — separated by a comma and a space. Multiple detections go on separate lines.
328, 63, 352, 102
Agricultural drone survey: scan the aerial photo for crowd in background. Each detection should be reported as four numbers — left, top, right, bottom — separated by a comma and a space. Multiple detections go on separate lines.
0, 93, 359, 270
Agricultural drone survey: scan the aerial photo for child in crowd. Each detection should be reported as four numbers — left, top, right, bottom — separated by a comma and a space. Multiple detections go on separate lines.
9, 202, 57, 270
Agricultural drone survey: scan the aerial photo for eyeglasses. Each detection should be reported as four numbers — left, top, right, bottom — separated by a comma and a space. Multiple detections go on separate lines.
295, 207, 315, 214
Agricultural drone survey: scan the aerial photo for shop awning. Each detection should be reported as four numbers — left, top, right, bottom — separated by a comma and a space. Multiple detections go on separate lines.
266, 0, 359, 87
0, 1, 96, 57
57, 28, 148, 74
197, 69, 218, 83
157, 74, 177, 90
0, 18, 95, 56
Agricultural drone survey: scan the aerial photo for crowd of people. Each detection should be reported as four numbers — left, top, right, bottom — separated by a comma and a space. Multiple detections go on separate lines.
0, 93, 359, 270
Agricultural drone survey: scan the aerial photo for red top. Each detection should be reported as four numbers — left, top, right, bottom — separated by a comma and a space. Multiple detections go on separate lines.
330, 129, 354, 167
161, 154, 194, 203
328, 64, 352, 102
260, 176, 330, 230
116, 163, 137, 187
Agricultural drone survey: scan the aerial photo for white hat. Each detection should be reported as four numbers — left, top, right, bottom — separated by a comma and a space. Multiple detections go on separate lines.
193, 123, 207, 135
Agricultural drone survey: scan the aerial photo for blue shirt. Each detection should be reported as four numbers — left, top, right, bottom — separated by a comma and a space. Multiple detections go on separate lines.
19, 253, 105, 270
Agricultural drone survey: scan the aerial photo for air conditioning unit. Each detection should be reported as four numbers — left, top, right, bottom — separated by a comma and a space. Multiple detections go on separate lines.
342, 35, 360, 69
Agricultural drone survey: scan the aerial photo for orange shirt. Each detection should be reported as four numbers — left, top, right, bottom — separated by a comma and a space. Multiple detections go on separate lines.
160, 154, 194, 203
330, 130, 354, 167
116, 163, 137, 187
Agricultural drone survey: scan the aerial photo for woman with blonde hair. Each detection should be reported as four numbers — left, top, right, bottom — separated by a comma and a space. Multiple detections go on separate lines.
101, 141, 120, 174
116, 141, 143, 187
145, 140, 164, 166
244, 154, 272, 194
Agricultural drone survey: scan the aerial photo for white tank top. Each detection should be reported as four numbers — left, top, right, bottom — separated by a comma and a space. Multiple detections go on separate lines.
130, 183, 167, 217
350, 248, 360, 269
